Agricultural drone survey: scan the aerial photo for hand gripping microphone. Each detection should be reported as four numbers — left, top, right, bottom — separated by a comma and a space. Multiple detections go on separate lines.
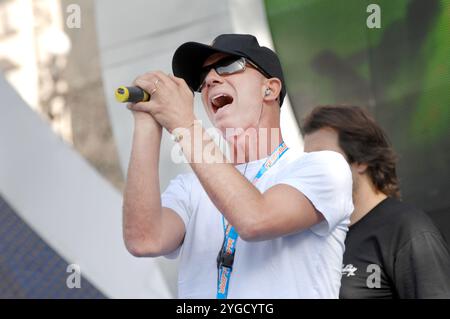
115, 86, 150, 103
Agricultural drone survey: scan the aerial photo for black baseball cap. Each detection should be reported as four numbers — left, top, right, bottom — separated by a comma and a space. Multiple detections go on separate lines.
172, 34, 287, 106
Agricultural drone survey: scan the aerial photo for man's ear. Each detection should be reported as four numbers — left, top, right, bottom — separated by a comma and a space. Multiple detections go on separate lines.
352, 162, 368, 174
262, 78, 282, 103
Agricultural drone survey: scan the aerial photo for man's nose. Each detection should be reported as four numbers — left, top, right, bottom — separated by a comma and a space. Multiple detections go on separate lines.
204, 68, 224, 89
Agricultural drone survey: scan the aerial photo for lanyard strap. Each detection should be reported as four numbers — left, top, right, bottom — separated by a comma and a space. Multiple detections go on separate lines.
216, 141, 288, 299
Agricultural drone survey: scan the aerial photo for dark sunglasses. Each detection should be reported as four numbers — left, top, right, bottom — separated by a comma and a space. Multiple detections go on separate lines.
197, 56, 270, 92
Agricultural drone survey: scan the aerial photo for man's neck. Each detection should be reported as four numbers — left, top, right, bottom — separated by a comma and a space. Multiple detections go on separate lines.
351, 177, 387, 226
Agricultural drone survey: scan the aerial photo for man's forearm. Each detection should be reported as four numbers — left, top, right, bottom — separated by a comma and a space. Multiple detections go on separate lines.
178, 125, 265, 239
123, 115, 164, 251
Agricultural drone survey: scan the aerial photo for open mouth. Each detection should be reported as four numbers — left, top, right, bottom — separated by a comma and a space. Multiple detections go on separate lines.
210, 94, 234, 114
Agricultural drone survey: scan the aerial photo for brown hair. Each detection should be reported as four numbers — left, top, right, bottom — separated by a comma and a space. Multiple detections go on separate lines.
302, 105, 400, 198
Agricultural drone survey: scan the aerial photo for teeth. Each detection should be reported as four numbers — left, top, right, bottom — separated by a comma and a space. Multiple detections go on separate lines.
211, 94, 227, 103
209, 93, 233, 112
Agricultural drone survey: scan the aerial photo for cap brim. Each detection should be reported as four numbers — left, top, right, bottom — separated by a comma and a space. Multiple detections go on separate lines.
172, 42, 239, 91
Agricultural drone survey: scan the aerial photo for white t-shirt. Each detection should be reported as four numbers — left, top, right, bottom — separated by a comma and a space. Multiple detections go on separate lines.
161, 149, 353, 298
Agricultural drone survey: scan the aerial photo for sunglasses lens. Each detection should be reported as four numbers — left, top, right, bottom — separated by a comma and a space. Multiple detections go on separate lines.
198, 57, 245, 91
216, 58, 245, 75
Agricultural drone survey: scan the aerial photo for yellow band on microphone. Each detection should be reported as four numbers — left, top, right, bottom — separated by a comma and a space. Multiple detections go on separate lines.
115, 86, 150, 103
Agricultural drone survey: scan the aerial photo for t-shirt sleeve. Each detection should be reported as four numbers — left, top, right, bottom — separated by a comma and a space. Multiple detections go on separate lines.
161, 173, 192, 259
394, 231, 450, 298
277, 151, 354, 236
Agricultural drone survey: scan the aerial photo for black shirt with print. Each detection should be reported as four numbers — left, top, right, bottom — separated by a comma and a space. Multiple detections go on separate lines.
340, 197, 450, 299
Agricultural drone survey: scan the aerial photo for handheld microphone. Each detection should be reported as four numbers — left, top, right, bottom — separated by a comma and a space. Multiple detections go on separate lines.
115, 86, 150, 103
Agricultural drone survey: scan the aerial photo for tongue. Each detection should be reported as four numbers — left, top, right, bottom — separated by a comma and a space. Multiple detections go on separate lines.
214, 95, 233, 109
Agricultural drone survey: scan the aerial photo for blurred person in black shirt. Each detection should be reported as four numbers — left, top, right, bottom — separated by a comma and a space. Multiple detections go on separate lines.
302, 105, 450, 299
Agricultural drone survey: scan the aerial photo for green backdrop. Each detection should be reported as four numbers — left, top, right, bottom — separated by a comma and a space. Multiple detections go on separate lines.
265, 0, 450, 238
